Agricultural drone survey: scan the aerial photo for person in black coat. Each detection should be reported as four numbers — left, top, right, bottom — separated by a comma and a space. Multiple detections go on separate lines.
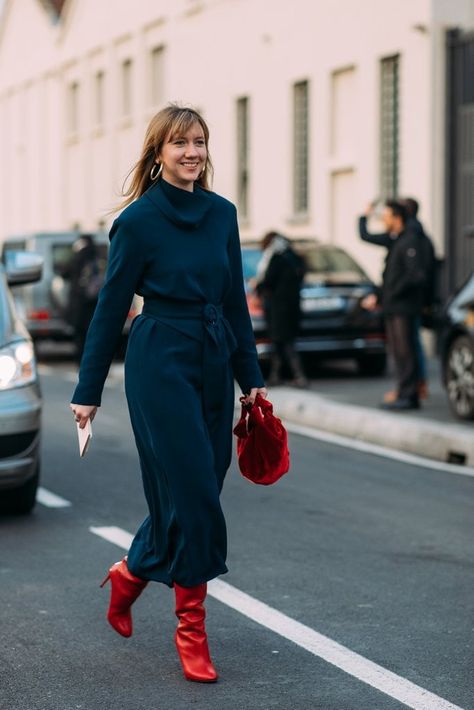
62, 234, 103, 363
255, 231, 307, 387
361, 200, 427, 410
402, 197, 437, 327
69, 105, 266, 683
359, 197, 436, 401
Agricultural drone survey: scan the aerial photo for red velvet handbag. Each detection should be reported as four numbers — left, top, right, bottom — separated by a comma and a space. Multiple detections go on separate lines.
233, 394, 290, 485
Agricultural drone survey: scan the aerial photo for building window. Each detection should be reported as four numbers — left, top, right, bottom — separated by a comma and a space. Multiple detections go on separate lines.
94, 70, 105, 127
68, 81, 79, 135
121, 58, 133, 117
236, 96, 250, 219
150, 46, 165, 107
330, 66, 356, 157
293, 80, 309, 215
380, 54, 400, 198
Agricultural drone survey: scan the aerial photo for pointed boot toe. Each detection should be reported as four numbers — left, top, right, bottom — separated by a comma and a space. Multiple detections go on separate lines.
107, 609, 132, 638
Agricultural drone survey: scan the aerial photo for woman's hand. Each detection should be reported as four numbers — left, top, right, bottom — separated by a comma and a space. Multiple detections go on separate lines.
70, 403, 98, 429
242, 387, 267, 406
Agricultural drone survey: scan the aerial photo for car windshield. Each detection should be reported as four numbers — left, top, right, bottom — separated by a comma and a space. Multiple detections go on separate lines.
2, 240, 27, 258
304, 247, 367, 278
242, 249, 263, 280
52, 243, 108, 275
241, 244, 368, 280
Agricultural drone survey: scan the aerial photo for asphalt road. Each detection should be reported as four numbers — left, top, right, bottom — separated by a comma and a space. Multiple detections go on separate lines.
1, 365, 473, 710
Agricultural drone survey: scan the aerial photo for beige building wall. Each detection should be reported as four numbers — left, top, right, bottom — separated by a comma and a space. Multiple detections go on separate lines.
0, 0, 473, 280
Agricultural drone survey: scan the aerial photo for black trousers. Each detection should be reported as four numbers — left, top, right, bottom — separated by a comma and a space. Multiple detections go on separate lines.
385, 314, 419, 400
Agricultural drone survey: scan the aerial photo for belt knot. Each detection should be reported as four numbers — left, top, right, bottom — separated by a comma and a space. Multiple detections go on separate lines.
203, 303, 222, 326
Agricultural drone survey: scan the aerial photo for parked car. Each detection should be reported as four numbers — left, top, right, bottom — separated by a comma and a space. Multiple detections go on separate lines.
1, 232, 140, 345
0, 250, 43, 514
241, 238, 386, 375
439, 273, 474, 420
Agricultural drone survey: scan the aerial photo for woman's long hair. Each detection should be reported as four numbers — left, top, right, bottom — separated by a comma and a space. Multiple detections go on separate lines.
118, 104, 214, 212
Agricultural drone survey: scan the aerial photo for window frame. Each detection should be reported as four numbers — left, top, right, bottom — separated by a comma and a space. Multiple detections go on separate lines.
380, 54, 400, 198
293, 79, 310, 216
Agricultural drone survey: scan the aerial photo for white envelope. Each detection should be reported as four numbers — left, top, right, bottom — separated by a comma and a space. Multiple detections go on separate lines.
77, 419, 92, 457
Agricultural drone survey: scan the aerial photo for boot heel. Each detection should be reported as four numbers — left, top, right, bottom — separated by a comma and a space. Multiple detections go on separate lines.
100, 572, 110, 588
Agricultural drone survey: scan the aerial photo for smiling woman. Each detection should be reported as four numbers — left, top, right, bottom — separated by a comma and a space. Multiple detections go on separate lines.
70, 103, 266, 683
119, 105, 214, 210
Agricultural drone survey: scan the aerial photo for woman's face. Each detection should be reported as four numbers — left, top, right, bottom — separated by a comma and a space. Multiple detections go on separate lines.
157, 123, 207, 192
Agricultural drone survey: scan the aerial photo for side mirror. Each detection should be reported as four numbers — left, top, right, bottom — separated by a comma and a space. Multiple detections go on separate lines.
4, 251, 43, 286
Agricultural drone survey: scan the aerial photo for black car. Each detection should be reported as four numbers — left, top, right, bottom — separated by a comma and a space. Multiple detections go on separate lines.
439, 273, 474, 420
241, 238, 386, 375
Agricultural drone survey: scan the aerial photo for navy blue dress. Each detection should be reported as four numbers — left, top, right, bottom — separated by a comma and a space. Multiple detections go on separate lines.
72, 179, 264, 587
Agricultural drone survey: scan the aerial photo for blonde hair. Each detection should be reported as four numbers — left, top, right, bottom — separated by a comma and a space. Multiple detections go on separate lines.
119, 104, 213, 211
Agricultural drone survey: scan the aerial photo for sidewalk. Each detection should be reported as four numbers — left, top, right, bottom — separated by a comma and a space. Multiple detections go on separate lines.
266, 358, 474, 467
51, 347, 473, 467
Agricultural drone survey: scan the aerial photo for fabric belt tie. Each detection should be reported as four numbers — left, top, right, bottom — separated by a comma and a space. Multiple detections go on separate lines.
142, 298, 238, 414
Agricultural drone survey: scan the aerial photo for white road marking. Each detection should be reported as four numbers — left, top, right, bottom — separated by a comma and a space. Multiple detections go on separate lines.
38, 362, 473, 475
38, 364, 78, 382
89, 525, 133, 550
63, 371, 79, 383
89, 525, 464, 710
37, 487, 71, 508
39, 363, 124, 382
285, 421, 474, 478
208, 579, 463, 710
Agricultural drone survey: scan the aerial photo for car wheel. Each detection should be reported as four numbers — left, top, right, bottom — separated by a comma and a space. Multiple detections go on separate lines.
356, 353, 387, 376
446, 335, 474, 420
0, 464, 40, 515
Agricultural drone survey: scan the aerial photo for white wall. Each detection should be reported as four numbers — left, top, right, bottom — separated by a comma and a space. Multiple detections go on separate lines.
0, 0, 473, 280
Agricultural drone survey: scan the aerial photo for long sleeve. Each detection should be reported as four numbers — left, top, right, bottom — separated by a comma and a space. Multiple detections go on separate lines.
71, 218, 147, 405
358, 216, 393, 248
224, 208, 265, 393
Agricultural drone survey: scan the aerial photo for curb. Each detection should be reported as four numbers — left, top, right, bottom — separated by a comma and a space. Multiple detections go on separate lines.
107, 365, 473, 467
264, 387, 474, 467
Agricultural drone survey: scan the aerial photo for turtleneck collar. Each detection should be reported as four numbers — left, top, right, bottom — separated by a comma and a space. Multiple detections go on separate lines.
145, 177, 214, 229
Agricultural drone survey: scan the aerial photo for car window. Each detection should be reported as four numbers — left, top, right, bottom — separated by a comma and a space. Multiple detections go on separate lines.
241, 244, 368, 280
241, 248, 263, 280
304, 247, 367, 278
2, 240, 27, 258
451, 274, 474, 310
52, 243, 108, 275
0, 271, 14, 338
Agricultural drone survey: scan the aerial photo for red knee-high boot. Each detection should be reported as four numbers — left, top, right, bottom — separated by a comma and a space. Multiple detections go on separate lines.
100, 558, 148, 637
174, 583, 218, 682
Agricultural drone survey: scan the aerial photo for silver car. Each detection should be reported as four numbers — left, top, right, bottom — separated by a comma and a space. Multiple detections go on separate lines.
0, 251, 43, 514
1, 232, 140, 344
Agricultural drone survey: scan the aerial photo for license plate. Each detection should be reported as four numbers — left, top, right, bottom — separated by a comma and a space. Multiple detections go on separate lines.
301, 296, 345, 312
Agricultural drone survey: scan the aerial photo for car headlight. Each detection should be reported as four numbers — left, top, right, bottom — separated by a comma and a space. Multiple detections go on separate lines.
0, 340, 36, 390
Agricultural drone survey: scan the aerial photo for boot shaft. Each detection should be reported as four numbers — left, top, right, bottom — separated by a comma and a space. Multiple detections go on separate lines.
173, 582, 217, 682
174, 582, 207, 618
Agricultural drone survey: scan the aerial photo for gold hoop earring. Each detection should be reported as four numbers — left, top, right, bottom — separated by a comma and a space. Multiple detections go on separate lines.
150, 163, 162, 181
